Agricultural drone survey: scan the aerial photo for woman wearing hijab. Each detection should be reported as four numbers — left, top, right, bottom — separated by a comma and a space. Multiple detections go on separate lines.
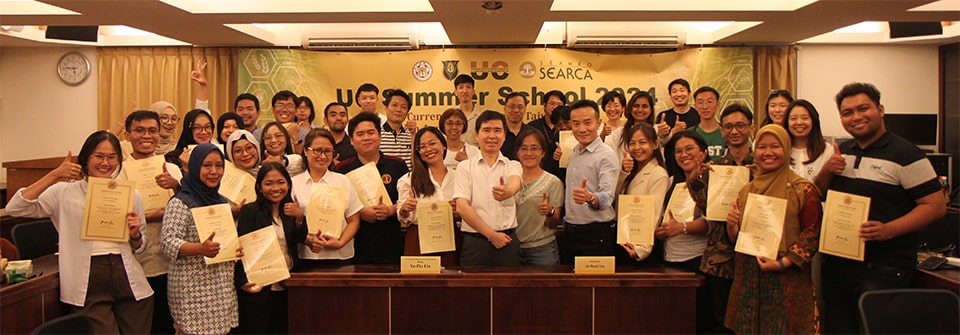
7, 131, 152, 334
150, 101, 180, 156
724, 125, 822, 334
226, 130, 262, 176
162, 143, 241, 335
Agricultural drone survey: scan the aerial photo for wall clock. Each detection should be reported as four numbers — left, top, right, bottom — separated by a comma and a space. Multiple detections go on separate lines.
57, 51, 91, 86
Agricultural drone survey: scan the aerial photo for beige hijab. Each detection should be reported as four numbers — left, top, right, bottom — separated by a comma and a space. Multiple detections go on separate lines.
149, 101, 177, 155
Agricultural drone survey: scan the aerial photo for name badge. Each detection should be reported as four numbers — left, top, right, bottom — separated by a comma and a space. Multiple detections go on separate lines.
400, 256, 442, 274
574, 256, 616, 274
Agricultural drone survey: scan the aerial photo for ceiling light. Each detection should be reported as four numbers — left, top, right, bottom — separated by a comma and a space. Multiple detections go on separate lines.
481, 1, 503, 11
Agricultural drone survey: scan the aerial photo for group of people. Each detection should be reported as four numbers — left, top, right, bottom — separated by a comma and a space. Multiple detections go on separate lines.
6, 65, 946, 335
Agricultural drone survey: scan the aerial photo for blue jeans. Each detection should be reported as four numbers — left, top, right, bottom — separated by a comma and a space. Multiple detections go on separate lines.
521, 240, 559, 266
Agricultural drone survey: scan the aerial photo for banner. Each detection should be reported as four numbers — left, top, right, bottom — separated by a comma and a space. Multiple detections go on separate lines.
238, 47, 753, 128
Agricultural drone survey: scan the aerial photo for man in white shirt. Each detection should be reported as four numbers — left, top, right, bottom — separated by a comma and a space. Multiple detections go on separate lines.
454, 110, 523, 265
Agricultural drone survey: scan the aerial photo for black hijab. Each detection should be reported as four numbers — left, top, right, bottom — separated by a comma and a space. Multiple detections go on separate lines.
173, 143, 227, 208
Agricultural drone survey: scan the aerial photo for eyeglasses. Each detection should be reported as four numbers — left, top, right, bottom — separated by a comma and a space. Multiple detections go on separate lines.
518, 146, 542, 153
263, 133, 286, 142
159, 115, 180, 124
296, 106, 311, 111
91, 153, 120, 163
130, 127, 159, 136
274, 103, 296, 110
674, 145, 700, 156
305, 147, 334, 157
505, 104, 526, 110
417, 140, 442, 151
191, 124, 213, 133
721, 122, 750, 132
232, 145, 257, 156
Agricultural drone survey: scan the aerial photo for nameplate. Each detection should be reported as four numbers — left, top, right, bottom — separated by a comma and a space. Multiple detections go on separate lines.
574, 256, 616, 274
400, 256, 441, 274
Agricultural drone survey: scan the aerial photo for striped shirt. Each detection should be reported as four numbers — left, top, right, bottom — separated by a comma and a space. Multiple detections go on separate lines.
381, 122, 413, 170
830, 131, 941, 266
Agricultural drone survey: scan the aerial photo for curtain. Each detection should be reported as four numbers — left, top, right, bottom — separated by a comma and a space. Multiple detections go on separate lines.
753, 46, 797, 126
97, 47, 238, 139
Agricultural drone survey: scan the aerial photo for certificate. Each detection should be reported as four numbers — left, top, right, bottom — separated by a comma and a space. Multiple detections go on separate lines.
191, 203, 240, 264
239, 226, 290, 287
417, 201, 456, 254
124, 155, 173, 213
346, 162, 393, 207
219, 161, 257, 205
734, 193, 787, 260
558, 130, 578, 168
706, 165, 750, 221
617, 195, 656, 245
819, 190, 869, 261
82, 177, 135, 242
664, 183, 696, 223
306, 183, 346, 236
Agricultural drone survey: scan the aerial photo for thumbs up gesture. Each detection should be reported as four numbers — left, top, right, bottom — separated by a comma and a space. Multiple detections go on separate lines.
284, 195, 304, 218
537, 192, 554, 216
54, 151, 82, 181
573, 178, 593, 205
155, 162, 179, 189
400, 188, 418, 217
655, 210, 682, 239
621, 149, 634, 173
454, 147, 469, 162
656, 114, 670, 138
261, 150, 284, 165
600, 120, 612, 139
492, 176, 509, 201
373, 195, 392, 221
405, 118, 418, 134
825, 142, 845, 175
200, 232, 221, 258
672, 120, 687, 135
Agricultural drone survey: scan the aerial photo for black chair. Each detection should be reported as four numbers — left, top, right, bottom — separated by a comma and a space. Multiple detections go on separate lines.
859, 288, 960, 334
11, 219, 58, 259
30, 313, 92, 334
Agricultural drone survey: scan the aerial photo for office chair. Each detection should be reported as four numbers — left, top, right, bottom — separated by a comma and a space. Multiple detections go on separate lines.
859, 288, 960, 334
30, 313, 91, 334
11, 219, 58, 259
1, 237, 20, 261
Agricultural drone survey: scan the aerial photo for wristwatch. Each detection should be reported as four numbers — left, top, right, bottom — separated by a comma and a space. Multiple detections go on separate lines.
548, 207, 556, 216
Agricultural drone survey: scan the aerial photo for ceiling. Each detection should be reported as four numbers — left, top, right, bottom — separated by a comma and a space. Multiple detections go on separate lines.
0, 0, 958, 48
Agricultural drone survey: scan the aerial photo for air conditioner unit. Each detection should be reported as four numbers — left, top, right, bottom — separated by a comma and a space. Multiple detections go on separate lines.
303, 36, 419, 50
567, 35, 682, 49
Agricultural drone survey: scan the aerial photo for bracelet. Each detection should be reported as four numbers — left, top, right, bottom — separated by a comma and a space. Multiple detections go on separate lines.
548, 207, 556, 216
681, 221, 688, 235
777, 258, 785, 271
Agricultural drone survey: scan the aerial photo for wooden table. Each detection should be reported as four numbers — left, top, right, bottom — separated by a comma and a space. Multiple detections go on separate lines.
0, 254, 64, 334
286, 264, 702, 334
915, 268, 960, 294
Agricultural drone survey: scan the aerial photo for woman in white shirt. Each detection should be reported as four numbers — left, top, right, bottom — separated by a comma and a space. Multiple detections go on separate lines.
783, 99, 834, 182
291, 128, 363, 265
616, 123, 670, 263
7, 131, 151, 334
397, 127, 458, 265
261, 121, 306, 176
439, 108, 479, 170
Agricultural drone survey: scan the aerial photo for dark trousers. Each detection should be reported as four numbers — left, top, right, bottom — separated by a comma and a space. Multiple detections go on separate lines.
705, 274, 734, 334
559, 221, 615, 265
460, 229, 521, 266
820, 255, 914, 334
147, 274, 174, 334
74, 254, 153, 334
236, 289, 289, 334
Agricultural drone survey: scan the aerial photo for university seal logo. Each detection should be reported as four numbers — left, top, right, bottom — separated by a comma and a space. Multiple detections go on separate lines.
519, 61, 536, 78
442, 60, 459, 80
412, 61, 432, 81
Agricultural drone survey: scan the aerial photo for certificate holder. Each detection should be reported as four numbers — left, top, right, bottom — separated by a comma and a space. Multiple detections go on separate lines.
124, 155, 173, 213
82, 177, 136, 242
346, 162, 393, 207
819, 190, 869, 261
239, 226, 290, 287
706, 165, 750, 221
558, 130, 578, 168
664, 183, 696, 223
306, 183, 346, 237
219, 161, 257, 205
734, 193, 788, 260
616, 195, 656, 245
416, 201, 456, 254
190, 203, 241, 264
